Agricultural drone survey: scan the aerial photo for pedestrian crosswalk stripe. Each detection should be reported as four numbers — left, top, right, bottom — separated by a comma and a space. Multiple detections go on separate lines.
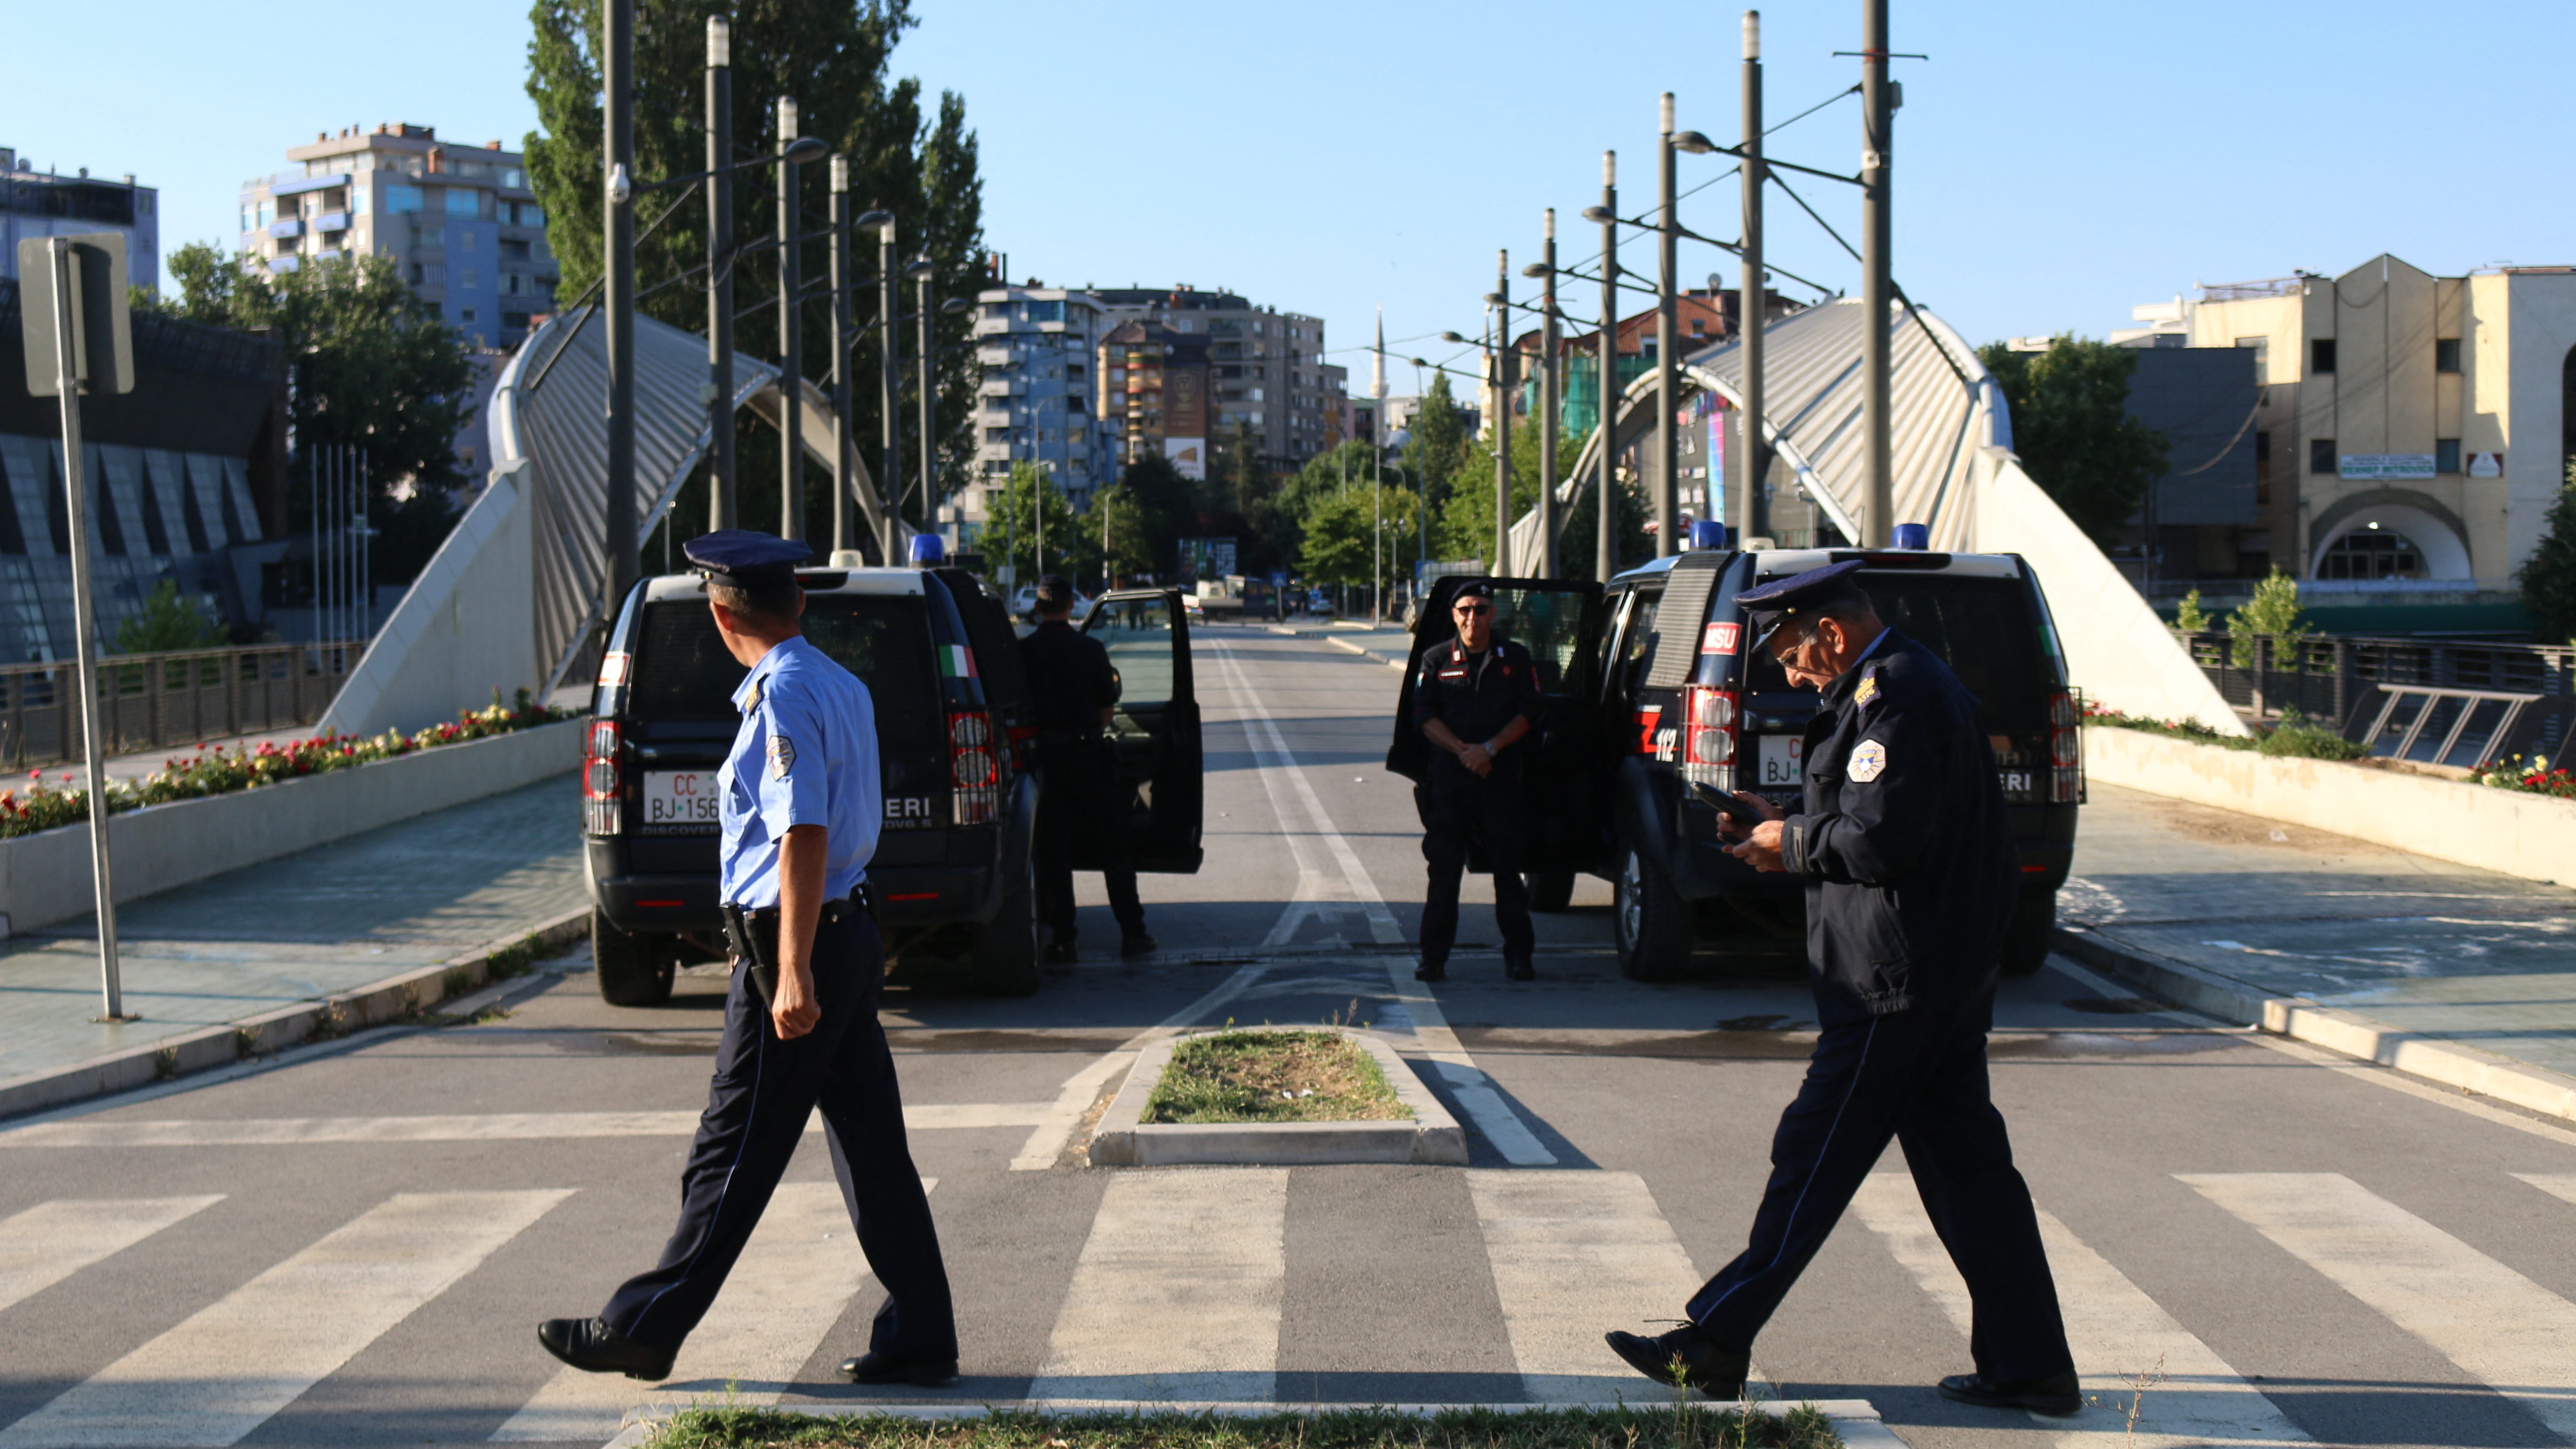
0, 1197, 224, 1318
1030, 1169, 1288, 1403
1850, 1175, 2312, 1446
0, 1106, 1046, 1149
2180, 1172, 2576, 1444
1468, 1171, 1703, 1404
2512, 1173, 2576, 1209
489, 1179, 934, 1442
0, 1189, 569, 1449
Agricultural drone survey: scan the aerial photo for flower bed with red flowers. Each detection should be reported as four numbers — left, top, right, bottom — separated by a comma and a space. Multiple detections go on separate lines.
2471, 755, 2576, 799
0, 691, 575, 840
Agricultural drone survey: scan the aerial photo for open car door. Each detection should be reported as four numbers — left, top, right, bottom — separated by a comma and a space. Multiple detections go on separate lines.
1386, 576, 1609, 877
1079, 588, 1203, 873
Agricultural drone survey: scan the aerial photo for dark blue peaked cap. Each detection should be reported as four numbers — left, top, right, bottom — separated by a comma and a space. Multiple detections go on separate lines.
683, 529, 813, 587
1733, 559, 1868, 648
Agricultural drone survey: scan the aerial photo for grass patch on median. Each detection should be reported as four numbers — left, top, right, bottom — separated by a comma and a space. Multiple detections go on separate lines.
1143, 1030, 1412, 1125
647, 1407, 1840, 1449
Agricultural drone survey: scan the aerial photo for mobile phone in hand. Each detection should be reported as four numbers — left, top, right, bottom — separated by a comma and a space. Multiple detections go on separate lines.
1687, 781, 1772, 828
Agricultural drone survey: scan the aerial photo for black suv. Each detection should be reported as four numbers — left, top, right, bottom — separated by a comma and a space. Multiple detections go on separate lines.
1388, 547, 2082, 981
581, 568, 1202, 1003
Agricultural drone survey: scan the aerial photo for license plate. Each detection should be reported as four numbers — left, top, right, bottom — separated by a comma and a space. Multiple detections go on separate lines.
1755, 734, 1804, 787
641, 770, 721, 827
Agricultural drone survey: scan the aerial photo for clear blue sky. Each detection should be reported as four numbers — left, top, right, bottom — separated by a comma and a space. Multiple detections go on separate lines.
13, 0, 2568, 381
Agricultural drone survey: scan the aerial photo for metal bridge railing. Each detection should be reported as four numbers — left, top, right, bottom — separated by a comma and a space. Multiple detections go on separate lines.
2173, 629, 2574, 764
0, 642, 363, 772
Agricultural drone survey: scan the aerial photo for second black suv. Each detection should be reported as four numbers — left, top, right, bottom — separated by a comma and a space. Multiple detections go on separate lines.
580, 567, 1201, 1003
1389, 546, 2083, 981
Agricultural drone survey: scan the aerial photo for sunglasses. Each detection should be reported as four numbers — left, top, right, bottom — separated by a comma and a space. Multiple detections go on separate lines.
1454, 603, 1494, 617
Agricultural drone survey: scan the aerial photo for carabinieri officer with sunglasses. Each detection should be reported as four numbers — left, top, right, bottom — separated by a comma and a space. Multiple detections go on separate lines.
538, 529, 958, 1389
1410, 581, 1543, 983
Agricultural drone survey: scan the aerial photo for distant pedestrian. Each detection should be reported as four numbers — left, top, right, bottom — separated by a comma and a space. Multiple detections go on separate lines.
538, 530, 957, 1387
1603, 561, 2077, 1414
1411, 581, 1540, 982
1018, 574, 1155, 960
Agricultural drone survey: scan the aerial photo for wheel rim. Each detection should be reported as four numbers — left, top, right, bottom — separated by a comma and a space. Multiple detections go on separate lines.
1618, 850, 1644, 950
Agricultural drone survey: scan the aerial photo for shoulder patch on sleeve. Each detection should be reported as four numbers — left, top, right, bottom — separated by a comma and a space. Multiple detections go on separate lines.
1847, 738, 1888, 782
767, 733, 796, 780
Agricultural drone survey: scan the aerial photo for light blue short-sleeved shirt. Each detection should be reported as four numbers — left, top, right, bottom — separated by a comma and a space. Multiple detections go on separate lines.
717, 634, 881, 908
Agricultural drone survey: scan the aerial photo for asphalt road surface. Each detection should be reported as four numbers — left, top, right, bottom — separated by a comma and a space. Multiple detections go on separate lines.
4, 626, 2576, 1449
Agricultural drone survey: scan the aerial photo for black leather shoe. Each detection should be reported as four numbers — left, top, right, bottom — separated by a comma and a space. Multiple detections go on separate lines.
1119, 931, 1158, 957
1505, 958, 1536, 981
1414, 960, 1446, 982
1938, 1369, 2083, 1416
536, 1317, 673, 1381
1042, 937, 1077, 964
1604, 1324, 1748, 1398
839, 1350, 959, 1385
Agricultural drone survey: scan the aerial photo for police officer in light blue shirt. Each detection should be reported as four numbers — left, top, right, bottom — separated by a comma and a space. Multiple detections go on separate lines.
539, 530, 958, 1388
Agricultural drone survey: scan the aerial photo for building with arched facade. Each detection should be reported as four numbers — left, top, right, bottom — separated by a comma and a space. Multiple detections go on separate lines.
2181, 255, 2575, 593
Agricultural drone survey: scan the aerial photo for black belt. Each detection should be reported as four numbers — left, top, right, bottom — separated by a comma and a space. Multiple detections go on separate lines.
718, 886, 873, 1007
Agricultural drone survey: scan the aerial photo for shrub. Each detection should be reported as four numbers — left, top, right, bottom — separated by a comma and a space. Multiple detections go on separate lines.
2472, 754, 2575, 798
2227, 567, 2310, 670
2256, 708, 2367, 760
2173, 587, 2210, 632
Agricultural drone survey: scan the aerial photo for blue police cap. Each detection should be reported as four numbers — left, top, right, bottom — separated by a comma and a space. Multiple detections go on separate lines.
1733, 559, 1868, 649
682, 529, 813, 588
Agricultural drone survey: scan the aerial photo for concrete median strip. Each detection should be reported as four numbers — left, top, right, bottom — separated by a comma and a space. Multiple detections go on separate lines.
2055, 924, 2576, 1126
1088, 1027, 1466, 1167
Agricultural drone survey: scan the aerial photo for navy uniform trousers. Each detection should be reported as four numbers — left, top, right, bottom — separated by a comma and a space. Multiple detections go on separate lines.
1416, 758, 1535, 970
1686, 986, 2073, 1383
1033, 734, 1143, 941
602, 909, 956, 1361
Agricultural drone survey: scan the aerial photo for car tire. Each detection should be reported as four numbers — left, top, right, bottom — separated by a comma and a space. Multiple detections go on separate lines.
967, 856, 1043, 997
593, 909, 675, 1006
1612, 843, 1692, 982
1999, 889, 2055, 978
1526, 869, 1576, 914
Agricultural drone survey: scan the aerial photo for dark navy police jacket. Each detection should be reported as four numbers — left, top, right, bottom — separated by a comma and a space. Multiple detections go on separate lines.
1411, 637, 1542, 780
1779, 628, 2016, 1024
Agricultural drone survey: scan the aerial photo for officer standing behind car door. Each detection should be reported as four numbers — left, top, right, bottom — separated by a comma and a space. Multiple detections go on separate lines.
1018, 575, 1154, 961
1602, 560, 2077, 1416
1412, 581, 1542, 982
538, 530, 958, 1389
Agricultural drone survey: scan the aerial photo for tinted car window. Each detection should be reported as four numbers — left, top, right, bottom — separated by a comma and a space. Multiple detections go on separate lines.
1492, 587, 1588, 692
628, 595, 945, 754
1088, 596, 1175, 708
1744, 575, 2046, 728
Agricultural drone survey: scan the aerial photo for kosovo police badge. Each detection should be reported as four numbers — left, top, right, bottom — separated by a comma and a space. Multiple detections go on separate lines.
767, 734, 796, 780
1847, 738, 1888, 782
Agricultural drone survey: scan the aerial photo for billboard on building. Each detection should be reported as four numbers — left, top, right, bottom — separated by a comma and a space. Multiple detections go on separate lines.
2339, 454, 2435, 481
1164, 436, 1205, 480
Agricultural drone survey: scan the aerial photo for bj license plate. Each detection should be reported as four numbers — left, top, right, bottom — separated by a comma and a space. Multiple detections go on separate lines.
641, 770, 721, 826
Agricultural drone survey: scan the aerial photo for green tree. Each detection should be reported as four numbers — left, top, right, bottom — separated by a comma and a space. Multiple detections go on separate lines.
114, 580, 228, 654
1433, 414, 1583, 568
2227, 565, 2311, 670
2519, 462, 2576, 645
2173, 587, 2210, 632
1087, 480, 1155, 586
1300, 484, 1425, 592
1108, 452, 1198, 581
1976, 334, 2171, 547
1401, 373, 1472, 514
525, 0, 983, 545
988, 462, 1081, 584
1556, 467, 1652, 583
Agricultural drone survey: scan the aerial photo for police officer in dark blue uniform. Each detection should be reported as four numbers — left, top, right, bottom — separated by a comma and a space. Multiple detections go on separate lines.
1603, 561, 2077, 1415
1017, 575, 1153, 960
539, 530, 958, 1387
1412, 581, 1542, 983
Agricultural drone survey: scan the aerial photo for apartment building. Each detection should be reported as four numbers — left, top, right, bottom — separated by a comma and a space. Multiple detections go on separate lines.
1101, 319, 1214, 480
2177, 254, 2576, 590
0, 148, 159, 291
961, 283, 1121, 538
1092, 285, 1330, 471
236, 123, 556, 350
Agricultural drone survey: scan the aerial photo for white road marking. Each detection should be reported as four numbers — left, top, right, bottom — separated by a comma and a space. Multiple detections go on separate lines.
0, 1197, 224, 1316
0, 1189, 569, 1449
1008, 961, 1275, 1171
0, 1105, 1046, 1149
489, 1179, 933, 1442
1029, 1168, 1288, 1402
1851, 1175, 2310, 1446
2180, 1172, 2576, 1442
1468, 1171, 1705, 1404
2513, 1173, 2576, 1208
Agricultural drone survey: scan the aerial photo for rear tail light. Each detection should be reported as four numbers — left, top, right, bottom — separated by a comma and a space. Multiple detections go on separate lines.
1682, 686, 1738, 793
2048, 690, 2083, 804
949, 711, 999, 825
582, 719, 623, 835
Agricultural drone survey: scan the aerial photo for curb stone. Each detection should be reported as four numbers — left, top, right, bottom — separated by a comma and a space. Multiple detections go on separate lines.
599, 1399, 1906, 1449
2053, 923, 2576, 1125
1089, 1026, 1467, 1167
0, 908, 590, 1122
1320, 635, 1409, 672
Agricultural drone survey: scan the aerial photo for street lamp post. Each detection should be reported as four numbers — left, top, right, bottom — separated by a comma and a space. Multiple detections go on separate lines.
912, 257, 937, 543
877, 219, 901, 563
1655, 93, 1681, 558
1538, 208, 1561, 580
1595, 151, 1619, 584
1860, 0, 1894, 546
603, 0, 637, 608
705, 17, 734, 532
827, 156, 854, 556
776, 97, 804, 544
1491, 251, 1512, 573
1740, 10, 1770, 547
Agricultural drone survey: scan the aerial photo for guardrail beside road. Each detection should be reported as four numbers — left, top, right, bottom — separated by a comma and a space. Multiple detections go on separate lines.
0, 641, 363, 769
2176, 629, 2572, 759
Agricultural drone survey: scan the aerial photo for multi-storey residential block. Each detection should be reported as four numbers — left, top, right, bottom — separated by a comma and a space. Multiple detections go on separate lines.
958, 283, 1120, 541
1101, 319, 1214, 480
1092, 285, 1329, 471
237, 123, 555, 350
0, 147, 159, 292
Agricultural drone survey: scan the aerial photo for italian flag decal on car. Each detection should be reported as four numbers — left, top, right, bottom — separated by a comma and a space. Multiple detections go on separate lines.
938, 644, 976, 678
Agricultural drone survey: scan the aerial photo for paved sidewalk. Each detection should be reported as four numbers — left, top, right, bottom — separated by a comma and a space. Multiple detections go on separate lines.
2066, 780, 2576, 1082
0, 773, 584, 1090
1268, 622, 1414, 672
